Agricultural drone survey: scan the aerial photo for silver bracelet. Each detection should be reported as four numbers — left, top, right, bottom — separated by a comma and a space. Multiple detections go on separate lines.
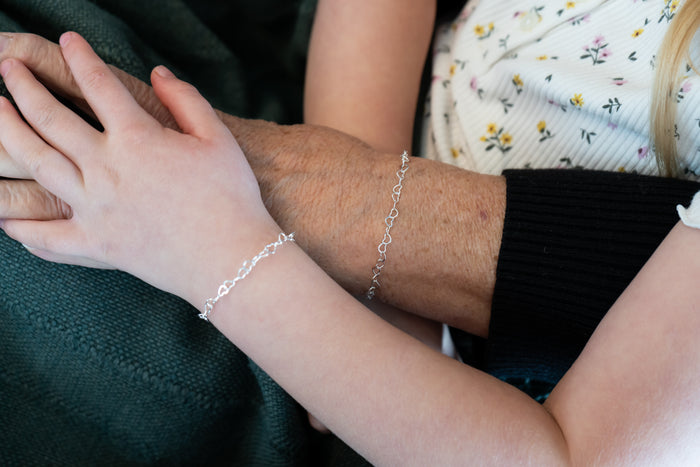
200, 232, 296, 321
366, 151, 410, 300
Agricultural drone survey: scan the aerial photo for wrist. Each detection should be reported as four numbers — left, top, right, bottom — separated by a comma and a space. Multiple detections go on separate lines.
180, 216, 284, 313
214, 114, 506, 337
350, 157, 506, 337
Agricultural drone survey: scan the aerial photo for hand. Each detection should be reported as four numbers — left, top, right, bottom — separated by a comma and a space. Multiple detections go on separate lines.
0, 32, 178, 181
0, 33, 504, 331
0, 32, 278, 304
0, 31, 385, 295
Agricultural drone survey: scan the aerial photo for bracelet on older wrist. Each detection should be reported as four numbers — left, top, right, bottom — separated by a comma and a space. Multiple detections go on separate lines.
200, 232, 296, 321
366, 151, 410, 300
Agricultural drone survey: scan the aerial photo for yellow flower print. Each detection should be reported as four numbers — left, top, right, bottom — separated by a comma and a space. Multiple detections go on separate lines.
660, 0, 678, 22
537, 120, 554, 142
632, 28, 644, 38
451, 147, 460, 159
570, 93, 584, 107
475, 22, 495, 39
512, 74, 524, 94
617, 166, 626, 173
450, 64, 456, 77
566, 1, 576, 8
482, 124, 513, 153
536, 55, 548, 61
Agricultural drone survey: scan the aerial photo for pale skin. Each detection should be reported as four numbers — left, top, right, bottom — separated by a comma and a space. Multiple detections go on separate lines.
0, 32, 699, 465
304, 0, 436, 153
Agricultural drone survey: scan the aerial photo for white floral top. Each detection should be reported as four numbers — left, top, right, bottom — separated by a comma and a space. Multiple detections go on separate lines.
421, 0, 700, 178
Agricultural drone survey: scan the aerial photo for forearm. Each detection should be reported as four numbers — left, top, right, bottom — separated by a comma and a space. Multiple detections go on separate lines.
304, 0, 436, 153
0, 32, 501, 338
544, 222, 700, 463
200, 235, 566, 465
220, 114, 504, 337
486, 169, 700, 381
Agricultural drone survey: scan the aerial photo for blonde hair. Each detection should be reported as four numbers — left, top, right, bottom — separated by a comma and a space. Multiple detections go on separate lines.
651, 0, 700, 177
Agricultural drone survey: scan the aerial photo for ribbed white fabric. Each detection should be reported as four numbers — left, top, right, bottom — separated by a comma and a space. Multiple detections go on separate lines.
422, 0, 700, 179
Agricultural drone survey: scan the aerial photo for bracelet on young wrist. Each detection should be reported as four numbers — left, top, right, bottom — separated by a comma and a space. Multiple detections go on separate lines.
200, 232, 296, 321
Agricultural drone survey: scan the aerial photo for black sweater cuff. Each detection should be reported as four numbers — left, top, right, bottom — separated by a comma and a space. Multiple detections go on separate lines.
484, 169, 699, 383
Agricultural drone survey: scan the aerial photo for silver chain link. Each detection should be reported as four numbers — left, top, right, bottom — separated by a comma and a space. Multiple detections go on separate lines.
200, 232, 296, 321
366, 151, 410, 300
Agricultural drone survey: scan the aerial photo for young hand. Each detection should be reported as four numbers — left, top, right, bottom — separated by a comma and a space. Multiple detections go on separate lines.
0, 32, 278, 305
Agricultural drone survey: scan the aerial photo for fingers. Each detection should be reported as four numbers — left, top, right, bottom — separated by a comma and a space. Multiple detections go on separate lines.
151, 65, 227, 139
59, 32, 149, 131
0, 179, 71, 220
0, 58, 100, 160
0, 97, 82, 202
0, 32, 178, 129
0, 218, 79, 258
0, 33, 82, 99
0, 141, 31, 179
0, 217, 110, 268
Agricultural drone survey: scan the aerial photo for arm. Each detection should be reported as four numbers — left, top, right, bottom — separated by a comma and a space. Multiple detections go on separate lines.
0, 33, 502, 337
544, 221, 700, 463
304, 0, 436, 153
3, 33, 700, 465
486, 169, 700, 382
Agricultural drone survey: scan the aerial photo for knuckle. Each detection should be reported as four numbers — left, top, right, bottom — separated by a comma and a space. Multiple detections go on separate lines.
175, 80, 201, 99
54, 196, 73, 220
80, 66, 108, 92
24, 146, 53, 180
22, 34, 48, 62
29, 184, 69, 220
31, 103, 58, 129
0, 184, 13, 212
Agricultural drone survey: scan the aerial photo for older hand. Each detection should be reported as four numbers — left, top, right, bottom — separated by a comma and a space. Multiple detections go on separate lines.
0, 32, 177, 133
0, 32, 503, 327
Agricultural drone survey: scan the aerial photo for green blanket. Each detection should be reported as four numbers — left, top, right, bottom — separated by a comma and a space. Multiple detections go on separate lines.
0, 0, 368, 465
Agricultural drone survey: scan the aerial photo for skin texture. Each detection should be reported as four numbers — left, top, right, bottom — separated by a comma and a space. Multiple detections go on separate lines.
0, 32, 504, 337
1, 32, 700, 465
304, 0, 442, 349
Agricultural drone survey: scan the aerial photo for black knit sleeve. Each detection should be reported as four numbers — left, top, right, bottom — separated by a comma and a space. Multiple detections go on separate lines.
483, 169, 700, 384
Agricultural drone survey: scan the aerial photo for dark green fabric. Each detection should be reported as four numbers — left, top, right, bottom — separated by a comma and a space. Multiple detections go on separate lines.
0, 0, 368, 465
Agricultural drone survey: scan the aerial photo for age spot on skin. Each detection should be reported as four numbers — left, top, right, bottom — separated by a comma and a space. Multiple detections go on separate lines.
480, 210, 488, 221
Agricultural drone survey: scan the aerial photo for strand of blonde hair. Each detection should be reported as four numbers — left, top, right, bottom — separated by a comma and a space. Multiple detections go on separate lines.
651, 0, 700, 177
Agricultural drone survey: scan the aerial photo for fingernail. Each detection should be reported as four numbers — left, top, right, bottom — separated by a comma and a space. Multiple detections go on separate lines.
59, 32, 73, 48
0, 59, 13, 77
154, 65, 175, 79
0, 34, 11, 53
